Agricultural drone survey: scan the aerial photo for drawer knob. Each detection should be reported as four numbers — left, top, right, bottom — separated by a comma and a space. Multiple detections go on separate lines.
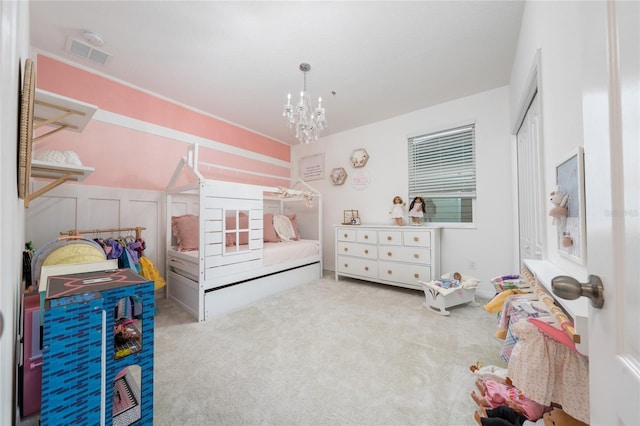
365, 266, 369, 271
364, 235, 369, 239
344, 233, 348, 238
387, 252, 392, 257
387, 270, 393, 275
344, 247, 349, 252
387, 236, 392, 241
414, 273, 419, 278
364, 249, 369, 254
344, 263, 349, 267
414, 253, 419, 259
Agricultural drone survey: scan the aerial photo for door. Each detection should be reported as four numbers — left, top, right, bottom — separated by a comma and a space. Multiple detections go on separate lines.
516, 94, 544, 263
582, 1, 640, 424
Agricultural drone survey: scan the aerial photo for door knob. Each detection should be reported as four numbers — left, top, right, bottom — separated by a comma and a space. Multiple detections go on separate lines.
551, 274, 605, 309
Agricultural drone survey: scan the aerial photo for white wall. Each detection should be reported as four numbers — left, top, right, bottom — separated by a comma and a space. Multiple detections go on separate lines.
25, 184, 165, 272
0, 1, 30, 424
293, 86, 515, 296
510, 1, 587, 279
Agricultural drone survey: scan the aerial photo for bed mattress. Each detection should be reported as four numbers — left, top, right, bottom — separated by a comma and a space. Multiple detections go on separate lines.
168, 239, 320, 280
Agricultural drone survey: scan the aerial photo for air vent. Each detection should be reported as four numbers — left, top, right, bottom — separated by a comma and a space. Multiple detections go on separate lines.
65, 37, 111, 65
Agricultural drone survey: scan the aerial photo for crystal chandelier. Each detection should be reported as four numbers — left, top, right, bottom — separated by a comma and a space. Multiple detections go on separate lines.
283, 63, 327, 144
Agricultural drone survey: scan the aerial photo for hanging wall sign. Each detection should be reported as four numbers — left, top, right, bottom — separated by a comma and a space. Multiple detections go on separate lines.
299, 153, 325, 181
351, 170, 370, 190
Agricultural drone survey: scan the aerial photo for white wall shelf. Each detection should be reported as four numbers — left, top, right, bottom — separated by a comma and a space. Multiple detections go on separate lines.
24, 90, 97, 207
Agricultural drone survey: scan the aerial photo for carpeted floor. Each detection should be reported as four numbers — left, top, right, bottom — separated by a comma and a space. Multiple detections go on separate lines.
152, 273, 505, 426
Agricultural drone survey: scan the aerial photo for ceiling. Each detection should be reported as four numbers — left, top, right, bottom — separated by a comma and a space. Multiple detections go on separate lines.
29, 1, 525, 145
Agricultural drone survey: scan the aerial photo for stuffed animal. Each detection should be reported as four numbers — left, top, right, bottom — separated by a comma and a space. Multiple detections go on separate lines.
549, 187, 569, 225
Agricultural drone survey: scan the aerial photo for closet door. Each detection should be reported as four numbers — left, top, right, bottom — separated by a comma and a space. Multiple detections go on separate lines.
516, 94, 544, 262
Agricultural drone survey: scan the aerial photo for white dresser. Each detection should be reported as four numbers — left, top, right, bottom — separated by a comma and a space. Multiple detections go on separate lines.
335, 225, 440, 290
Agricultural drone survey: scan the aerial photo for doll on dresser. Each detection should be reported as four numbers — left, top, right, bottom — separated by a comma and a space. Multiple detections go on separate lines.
408, 196, 425, 225
389, 195, 405, 226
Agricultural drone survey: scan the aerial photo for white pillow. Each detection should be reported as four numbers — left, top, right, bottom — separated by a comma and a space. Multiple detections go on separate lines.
272, 214, 296, 241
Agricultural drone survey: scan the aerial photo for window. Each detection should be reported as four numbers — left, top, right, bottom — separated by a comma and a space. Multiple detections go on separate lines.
408, 124, 476, 224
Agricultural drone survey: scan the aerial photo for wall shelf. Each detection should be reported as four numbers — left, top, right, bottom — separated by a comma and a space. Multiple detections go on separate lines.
24, 89, 98, 208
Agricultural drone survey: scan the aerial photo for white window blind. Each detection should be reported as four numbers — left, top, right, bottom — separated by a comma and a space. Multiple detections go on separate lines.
408, 124, 476, 198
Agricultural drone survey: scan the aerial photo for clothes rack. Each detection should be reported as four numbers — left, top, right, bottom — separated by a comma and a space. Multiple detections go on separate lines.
59, 226, 146, 240
521, 267, 579, 343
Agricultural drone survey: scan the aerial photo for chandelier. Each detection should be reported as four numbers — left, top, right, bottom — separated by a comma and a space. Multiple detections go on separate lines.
283, 63, 327, 144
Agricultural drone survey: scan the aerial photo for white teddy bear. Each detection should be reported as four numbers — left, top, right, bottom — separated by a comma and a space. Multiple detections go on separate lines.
549, 186, 569, 226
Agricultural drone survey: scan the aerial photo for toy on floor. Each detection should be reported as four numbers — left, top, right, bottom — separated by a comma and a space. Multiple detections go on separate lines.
469, 362, 512, 385
471, 379, 549, 421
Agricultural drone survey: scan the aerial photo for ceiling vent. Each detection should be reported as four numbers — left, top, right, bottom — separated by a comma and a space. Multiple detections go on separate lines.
65, 37, 111, 65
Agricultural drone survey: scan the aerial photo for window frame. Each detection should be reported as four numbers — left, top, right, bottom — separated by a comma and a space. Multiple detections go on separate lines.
407, 122, 477, 228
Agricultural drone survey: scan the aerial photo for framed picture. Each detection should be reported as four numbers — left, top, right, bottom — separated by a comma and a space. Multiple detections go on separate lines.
349, 148, 369, 168
555, 147, 586, 264
330, 167, 348, 185
299, 153, 324, 181
343, 209, 359, 225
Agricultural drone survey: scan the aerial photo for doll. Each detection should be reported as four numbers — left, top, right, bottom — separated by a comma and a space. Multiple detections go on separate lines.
408, 196, 425, 225
389, 196, 405, 226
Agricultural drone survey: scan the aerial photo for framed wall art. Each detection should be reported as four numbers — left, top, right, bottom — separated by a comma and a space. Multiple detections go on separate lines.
299, 153, 324, 181
330, 167, 347, 185
349, 148, 369, 168
555, 147, 586, 264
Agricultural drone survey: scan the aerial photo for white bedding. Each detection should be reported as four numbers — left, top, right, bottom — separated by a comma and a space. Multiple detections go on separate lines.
169, 239, 320, 275
263, 239, 320, 266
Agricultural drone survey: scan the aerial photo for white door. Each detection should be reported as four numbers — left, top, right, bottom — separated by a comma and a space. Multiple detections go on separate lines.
582, 1, 640, 424
516, 94, 544, 263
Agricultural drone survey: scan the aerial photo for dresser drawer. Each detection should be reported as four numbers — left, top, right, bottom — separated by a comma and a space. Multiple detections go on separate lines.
378, 261, 431, 286
337, 256, 378, 279
378, 230, 402, 246
356, 229, 377, 244
378, 246, 431, 264
337, 228, 357, 242
403, 230, 432, 247
337, 242, 378, 259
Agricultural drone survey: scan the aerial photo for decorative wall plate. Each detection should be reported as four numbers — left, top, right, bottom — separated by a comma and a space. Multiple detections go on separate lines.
349, 148, 369, 168
330, 167, 347, 185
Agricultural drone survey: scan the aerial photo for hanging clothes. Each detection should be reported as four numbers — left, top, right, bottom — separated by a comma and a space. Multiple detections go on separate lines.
138, 256, 166, 290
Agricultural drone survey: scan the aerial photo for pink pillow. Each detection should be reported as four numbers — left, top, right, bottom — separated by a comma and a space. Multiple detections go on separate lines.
263, 213, 280, 242
225, 212, 249, 246
171, 215, 199, 252
287, 214, 300, 240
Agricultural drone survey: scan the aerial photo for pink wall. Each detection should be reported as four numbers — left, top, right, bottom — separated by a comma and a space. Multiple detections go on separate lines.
35, 55, 290, 191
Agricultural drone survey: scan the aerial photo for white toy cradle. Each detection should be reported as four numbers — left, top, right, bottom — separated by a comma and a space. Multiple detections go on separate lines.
420, 274, 480, 315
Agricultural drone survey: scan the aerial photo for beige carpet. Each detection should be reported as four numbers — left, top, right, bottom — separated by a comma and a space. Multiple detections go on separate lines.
152, 273, 505, 426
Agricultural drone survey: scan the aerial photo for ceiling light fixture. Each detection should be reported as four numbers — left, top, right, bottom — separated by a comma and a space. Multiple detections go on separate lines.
283, 63, 327, 144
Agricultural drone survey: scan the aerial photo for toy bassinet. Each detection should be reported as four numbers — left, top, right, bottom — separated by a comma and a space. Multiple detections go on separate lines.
420, 273, 480, 315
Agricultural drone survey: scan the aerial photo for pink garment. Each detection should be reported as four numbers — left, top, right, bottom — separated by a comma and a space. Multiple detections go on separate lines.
483, 380, 548, 420
507, 320, 590, 424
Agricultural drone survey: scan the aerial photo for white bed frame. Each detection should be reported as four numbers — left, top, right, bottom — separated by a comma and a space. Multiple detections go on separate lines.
166, 145, 323, 322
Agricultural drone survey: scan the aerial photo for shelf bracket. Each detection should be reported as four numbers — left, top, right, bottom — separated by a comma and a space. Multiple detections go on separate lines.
24, 172, 75, 208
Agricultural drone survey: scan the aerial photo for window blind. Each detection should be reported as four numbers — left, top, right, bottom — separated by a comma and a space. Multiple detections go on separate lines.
408, 124, 476, 198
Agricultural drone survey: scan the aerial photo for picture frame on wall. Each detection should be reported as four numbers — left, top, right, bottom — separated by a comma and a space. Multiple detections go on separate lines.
330, 167, 348, 185
555, 147, 586, 264
349, 148, 369, 168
